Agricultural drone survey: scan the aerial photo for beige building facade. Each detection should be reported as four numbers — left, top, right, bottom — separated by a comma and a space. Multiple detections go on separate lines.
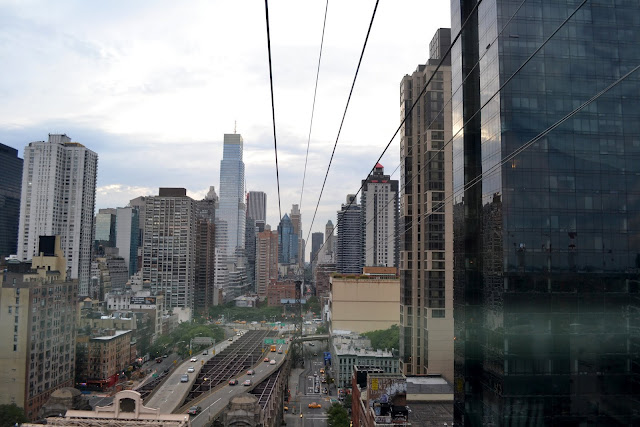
399, 28, 454, 382
329, 272, 399, 333
0, 236, 78, 419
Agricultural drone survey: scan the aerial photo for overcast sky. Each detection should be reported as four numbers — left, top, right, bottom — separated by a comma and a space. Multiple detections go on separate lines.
0, 0, 450, 250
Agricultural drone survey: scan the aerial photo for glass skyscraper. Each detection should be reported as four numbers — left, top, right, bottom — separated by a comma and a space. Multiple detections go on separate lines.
217, 133, 246, 258
452, 0, 640, 424
278, 213, 297, 265
0, 143, 22, 262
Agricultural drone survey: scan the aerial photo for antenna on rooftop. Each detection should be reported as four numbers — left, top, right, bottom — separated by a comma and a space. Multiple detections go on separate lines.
234, 120, 237, 134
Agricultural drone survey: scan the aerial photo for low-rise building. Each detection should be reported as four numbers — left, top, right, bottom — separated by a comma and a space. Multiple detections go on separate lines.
105, 286, 165, 341
351, 369, 410, 427
266, 280, 297, 306
331, 332, 399, 388
76, 330, 132, 390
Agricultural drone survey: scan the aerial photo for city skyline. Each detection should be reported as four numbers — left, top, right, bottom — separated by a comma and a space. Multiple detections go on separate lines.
0, 1, 450, 239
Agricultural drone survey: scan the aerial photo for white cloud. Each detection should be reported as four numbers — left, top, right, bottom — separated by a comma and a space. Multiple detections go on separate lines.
0, 0, 451, 237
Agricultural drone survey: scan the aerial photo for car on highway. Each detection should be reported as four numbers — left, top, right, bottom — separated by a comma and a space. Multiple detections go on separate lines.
264, 357, 270, 362
308, 343, 315, 346
320, 368, 325, 374
181, 374, 189, 382
187, 366, 195, 373
278, 348, 283, 354
202, 350, 208, 355
323, 388, 328, 394
243, 379, 252, 386
229, 378, 238, 385
228, 337, 233, 341
247, 369, 255, 375
190, 357, 197, 362
270, 359, 276, 365
187, 406, 201, 415
308, 402, 322, 409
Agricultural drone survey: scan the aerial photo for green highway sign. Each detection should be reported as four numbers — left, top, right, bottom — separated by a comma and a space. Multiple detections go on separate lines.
277, 339, 286, 344
264, 339, 274, 344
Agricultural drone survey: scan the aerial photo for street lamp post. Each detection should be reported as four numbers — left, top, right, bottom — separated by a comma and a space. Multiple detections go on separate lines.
190, 333, 203, 356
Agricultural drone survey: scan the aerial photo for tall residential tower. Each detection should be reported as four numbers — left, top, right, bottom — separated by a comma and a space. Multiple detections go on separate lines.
17, 134, 98, 295
399, 28, 453, 382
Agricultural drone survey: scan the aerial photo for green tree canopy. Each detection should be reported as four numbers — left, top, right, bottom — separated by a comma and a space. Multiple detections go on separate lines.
0, 404, 28, 426
327, 403, 350, 427
362, 324, 399, 352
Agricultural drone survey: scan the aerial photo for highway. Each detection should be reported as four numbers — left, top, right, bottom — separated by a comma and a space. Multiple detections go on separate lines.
146, 337, 235, 412
189, 341, 289, 427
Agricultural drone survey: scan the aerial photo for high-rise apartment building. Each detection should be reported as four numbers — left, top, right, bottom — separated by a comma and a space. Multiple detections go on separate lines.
194, 190, 217, 313
322, 220, 336, 262
310, 232, 323, 263
17, 134, 98, 295
142, 188, 196, 311
115, 206, 140, 276
277, 214, 298, 265
0, 143, 22, 263
361, 163, 399, 268
399, 29, 453, 383
451, 2, 640, 424
94, 209, 116, 250
255, 228, 278, 300
128, 196, 149, 271
216, 133, 246, 259
290, 204, 304, 267
246, 191, 267, 222
0, 236, 77, 420
336, 195, 363, 274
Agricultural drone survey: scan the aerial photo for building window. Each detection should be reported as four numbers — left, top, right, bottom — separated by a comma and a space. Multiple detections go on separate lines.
8, 306, 12, 314
432, 310, 445, 318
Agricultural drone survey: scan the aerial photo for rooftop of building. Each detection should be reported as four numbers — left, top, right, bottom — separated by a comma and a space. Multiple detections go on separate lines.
91, 330, 132, 341
406, 375, 453, 395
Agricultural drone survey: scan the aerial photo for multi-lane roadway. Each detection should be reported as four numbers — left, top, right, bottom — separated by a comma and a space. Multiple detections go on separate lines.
188, 340, 289, 427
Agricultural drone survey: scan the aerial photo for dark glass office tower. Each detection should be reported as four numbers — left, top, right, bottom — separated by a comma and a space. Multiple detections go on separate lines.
452, 0, 640, 424
0, 143, 23, 262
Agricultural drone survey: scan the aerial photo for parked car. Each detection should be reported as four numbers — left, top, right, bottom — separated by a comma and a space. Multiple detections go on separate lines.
187, 406, 201, 415
187, 366, 195, 373
190, 357, 197, 362
180, 374, 189, 383
243, 379, 252, 386
229, 378, 239, 385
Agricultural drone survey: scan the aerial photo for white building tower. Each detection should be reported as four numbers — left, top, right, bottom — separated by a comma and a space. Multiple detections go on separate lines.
17, 134, 98, 295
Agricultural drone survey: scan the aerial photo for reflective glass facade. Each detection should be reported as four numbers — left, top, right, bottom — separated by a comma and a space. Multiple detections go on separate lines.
452, 0, 640, 424
277, 213, 298, 265
217, 134, 246, 258
0, 143, 22, 262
